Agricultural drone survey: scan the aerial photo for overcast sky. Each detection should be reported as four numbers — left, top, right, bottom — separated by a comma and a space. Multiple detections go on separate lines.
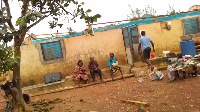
6, 0, 200, 35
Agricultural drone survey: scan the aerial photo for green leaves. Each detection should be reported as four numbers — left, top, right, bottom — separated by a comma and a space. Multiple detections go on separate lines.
167, 5, 179, 15
48, 21, 57, 29
83, 14, 101, 24
0, 8, 14, 43
0, 43, 19, 74
16, 17, 27, 29
86, 9, 92, 13
43, 0, 101, 29
127, 4, 157, 21
57, 24, 63, 28
16, 11, 42, 29
64, 3, 69, 7
80, 2, 85, 5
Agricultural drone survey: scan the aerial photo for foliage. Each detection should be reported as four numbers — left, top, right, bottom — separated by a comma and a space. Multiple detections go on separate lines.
1, 0, 101, 111
127, 5, 156, 21
166, 5, 179, 15
144, 5, 157, 16
135, 105, 146, 112
0, 42, 19, 75
0, 0, 101, 74
13, 0, 101, 31
0, 8, 18, 75
0, 8, 13, 43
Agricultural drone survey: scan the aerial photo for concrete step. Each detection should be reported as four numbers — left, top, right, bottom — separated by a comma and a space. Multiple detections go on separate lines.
22, 73, 135, 96
150, 57, 168, 65
22, 64, 132, 96
86, 64, 132, 81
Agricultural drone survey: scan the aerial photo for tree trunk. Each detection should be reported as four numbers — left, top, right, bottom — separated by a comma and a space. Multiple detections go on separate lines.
11, 35, 25, 112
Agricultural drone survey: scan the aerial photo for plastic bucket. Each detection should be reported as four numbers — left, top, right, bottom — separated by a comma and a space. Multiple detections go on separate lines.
150, 54, 155, 59
163, 51, 170, 57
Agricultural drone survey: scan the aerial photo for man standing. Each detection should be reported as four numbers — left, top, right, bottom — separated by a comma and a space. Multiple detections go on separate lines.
138, 31, 155, 71
88, 57, 103, 84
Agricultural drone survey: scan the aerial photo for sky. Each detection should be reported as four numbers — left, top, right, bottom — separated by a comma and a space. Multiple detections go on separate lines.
5, 0, 200, 36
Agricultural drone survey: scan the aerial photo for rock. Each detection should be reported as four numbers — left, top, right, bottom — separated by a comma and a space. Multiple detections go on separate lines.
190, 105, 194, 107
149, 88, 155, 92
80, 99, 83, 102
172, 105, 176, 108
153, 95, 157, 98
161, 102, 167, 106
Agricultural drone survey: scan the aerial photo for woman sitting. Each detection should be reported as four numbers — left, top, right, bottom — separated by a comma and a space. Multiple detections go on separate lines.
73, 60, 89, 87
108, 53, 124, 80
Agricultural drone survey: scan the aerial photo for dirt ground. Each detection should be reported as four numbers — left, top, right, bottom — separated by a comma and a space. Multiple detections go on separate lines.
1, 70, 200, 112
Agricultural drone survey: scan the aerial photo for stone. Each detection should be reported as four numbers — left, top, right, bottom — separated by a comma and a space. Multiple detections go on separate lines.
172, 105, 176, 108
190, 105, 194, 107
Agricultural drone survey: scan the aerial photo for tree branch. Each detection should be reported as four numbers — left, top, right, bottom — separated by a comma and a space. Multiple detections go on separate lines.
40, 0, 46, 13
42, 11, 51, 14
1, 0, 2, 9
26, 13, 51, 30
21, 0, 29, 16
56, 2, 73, 15
3, 0, 15, 31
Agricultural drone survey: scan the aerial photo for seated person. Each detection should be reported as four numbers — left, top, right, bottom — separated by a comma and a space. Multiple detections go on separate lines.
108, 53, 123, 80
88, 57, 103, 84
73, 60, 89, 87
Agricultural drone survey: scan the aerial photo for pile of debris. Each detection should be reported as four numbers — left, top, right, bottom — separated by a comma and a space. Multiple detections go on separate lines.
167, 55, 199, 81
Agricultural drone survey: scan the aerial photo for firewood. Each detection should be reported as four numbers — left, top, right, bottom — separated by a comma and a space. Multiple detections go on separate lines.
120, 99, 149, 106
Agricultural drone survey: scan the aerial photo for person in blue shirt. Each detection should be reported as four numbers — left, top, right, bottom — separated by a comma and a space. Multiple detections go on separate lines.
138, 31, 155, 71
108, 53, 123, 80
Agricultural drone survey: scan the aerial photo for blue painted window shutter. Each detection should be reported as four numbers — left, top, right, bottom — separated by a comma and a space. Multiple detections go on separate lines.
131, 30, 138, 37
130, 28, 139, 44
122, 29, 130, 47
184, 19, 199, 35
123, 30, 129, 37
41, 41, 62, 60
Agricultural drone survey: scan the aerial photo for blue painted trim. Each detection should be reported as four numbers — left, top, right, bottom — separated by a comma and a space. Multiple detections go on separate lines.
31, 32, 85, 44
31, 11, 200, 44
158, 11, 200, 21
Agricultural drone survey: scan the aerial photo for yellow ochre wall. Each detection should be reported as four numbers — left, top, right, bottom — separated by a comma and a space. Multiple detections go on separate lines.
137, 19, 184, 56
20, 29, 127, 86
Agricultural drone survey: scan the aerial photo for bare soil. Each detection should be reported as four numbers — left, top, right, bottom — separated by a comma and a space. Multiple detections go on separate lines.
1, 70, 200, 112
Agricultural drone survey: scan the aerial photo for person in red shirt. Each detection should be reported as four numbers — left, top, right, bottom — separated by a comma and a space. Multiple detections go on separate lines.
73, 60, 89, 87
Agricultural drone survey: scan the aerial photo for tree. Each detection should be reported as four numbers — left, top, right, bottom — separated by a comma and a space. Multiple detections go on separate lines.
0, 0, 101, 111
127, 5, 156, 21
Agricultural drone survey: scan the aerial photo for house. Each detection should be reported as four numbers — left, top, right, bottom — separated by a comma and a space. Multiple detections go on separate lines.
8, 10, 200, 87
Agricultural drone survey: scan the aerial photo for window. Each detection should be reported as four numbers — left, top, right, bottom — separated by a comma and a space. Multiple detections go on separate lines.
41, 41, 63, 60
36, 39, 66, 64
184, 18, 199, 35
